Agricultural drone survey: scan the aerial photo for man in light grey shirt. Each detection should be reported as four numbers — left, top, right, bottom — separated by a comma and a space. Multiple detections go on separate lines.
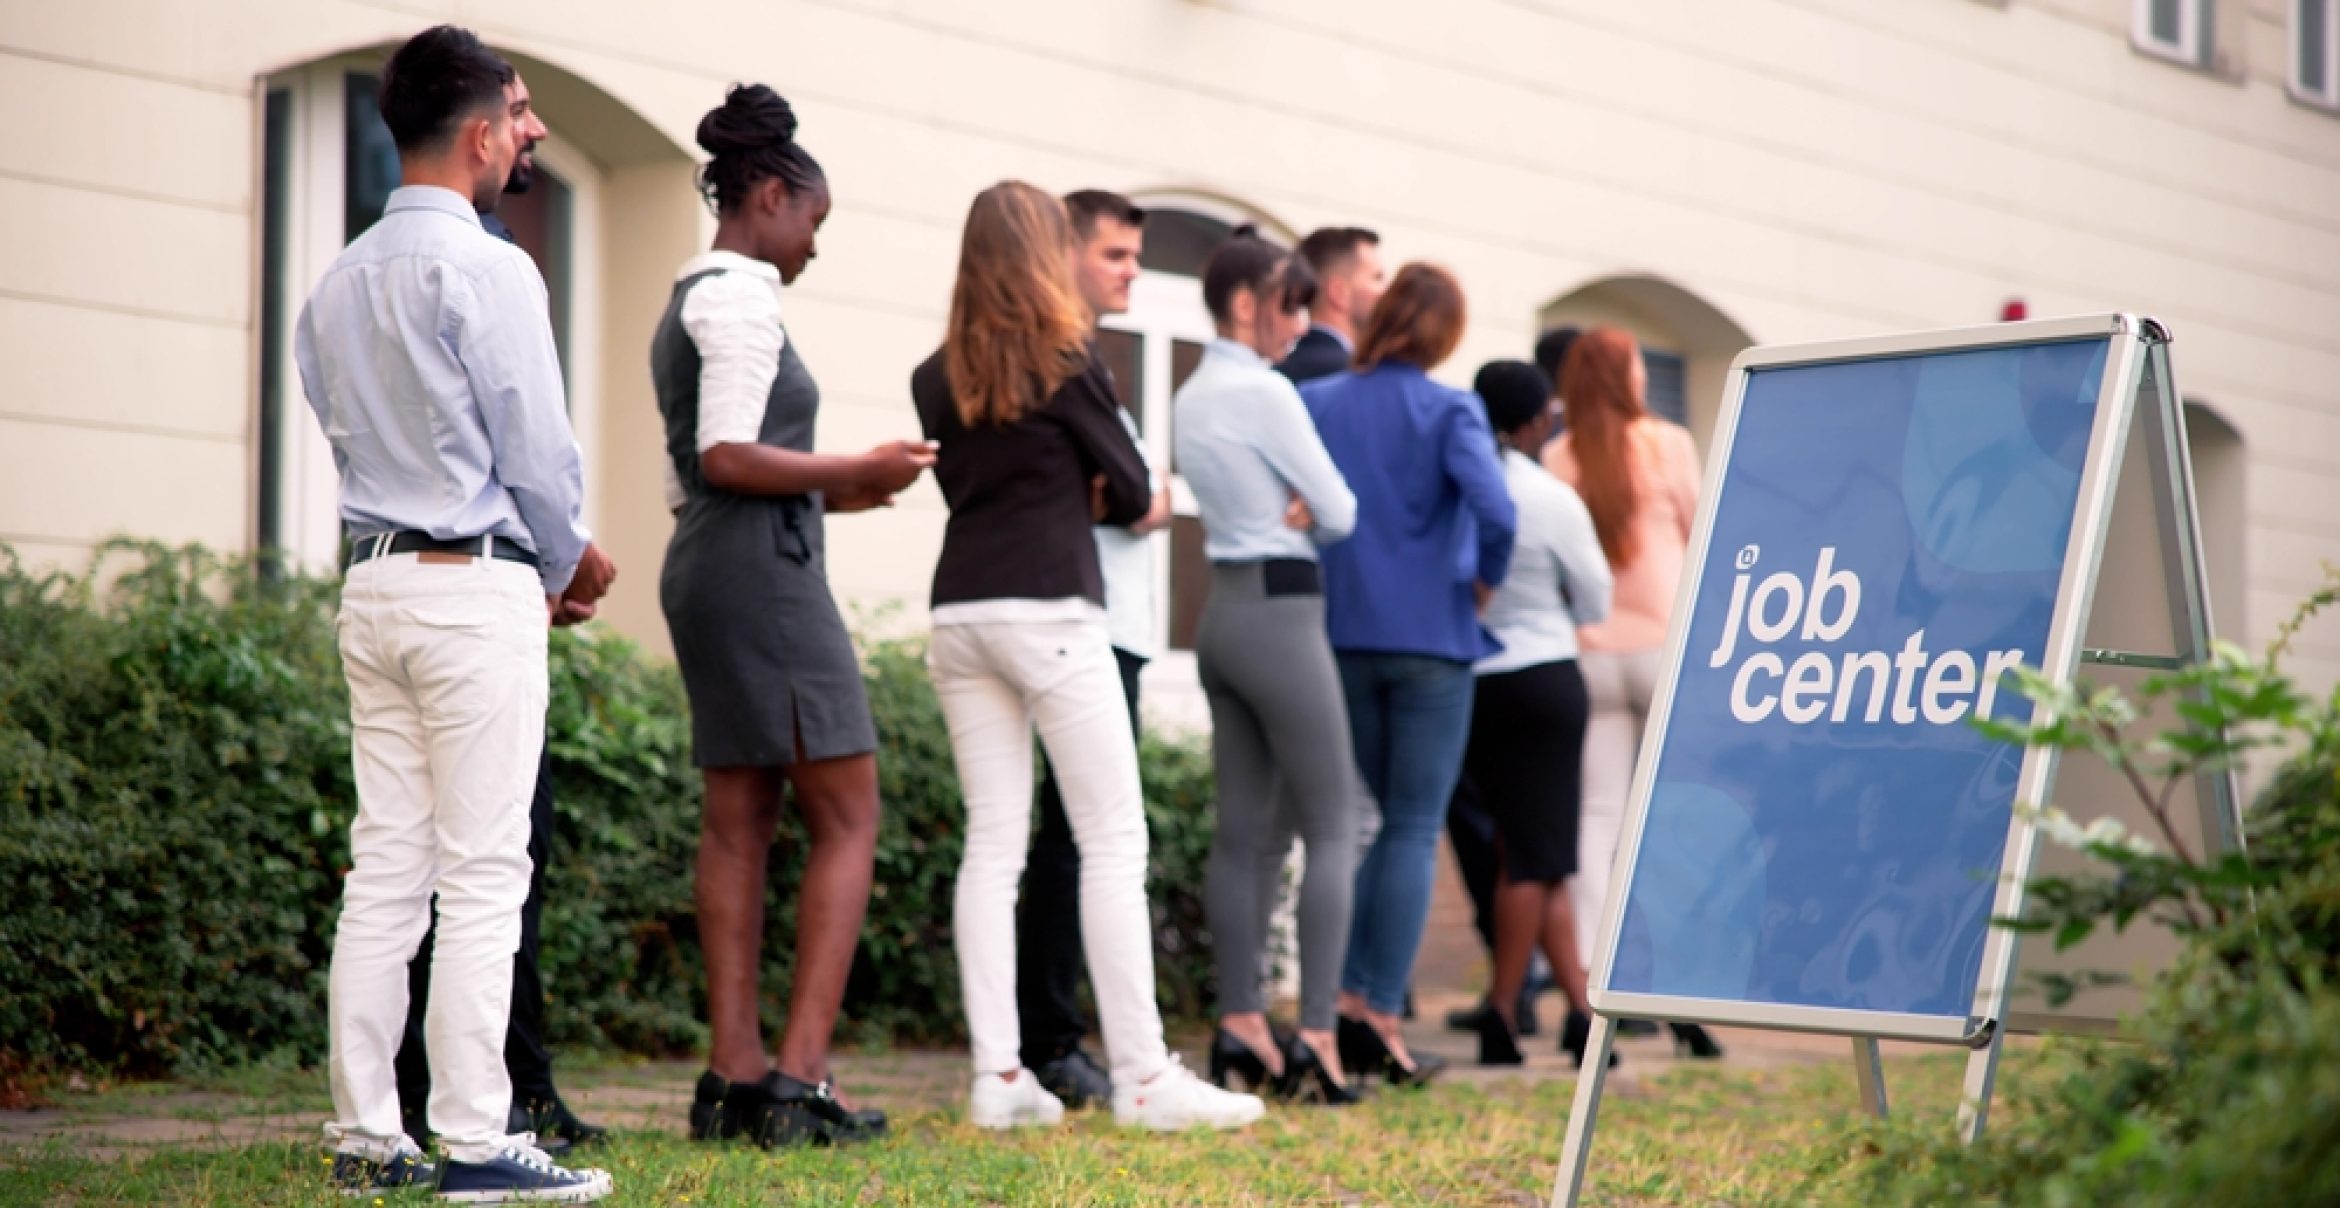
296, 25, 613, 1204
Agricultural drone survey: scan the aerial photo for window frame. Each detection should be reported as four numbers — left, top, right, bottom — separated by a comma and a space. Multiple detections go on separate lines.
2133, 0, 2214, 69
253, 58, 604, 571
2293, 0, 2340, 109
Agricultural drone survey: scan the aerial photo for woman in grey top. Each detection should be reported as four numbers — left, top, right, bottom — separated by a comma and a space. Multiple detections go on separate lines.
1175, 233, 1364, 1104
1450, 360, 1615, 1069
653, 86, 933, 1148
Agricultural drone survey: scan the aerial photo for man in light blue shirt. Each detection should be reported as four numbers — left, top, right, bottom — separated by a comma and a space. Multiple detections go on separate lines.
297, 25, 613, 1204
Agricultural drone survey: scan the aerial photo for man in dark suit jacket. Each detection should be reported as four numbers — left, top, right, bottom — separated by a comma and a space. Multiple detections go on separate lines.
1276, 227, 1385, 385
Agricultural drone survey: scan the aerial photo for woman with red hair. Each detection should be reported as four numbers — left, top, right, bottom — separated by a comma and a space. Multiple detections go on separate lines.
1540, 326, 1721, 1060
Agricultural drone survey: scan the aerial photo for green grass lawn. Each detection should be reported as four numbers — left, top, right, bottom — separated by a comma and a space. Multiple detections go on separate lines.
0, 1045, 2052, 1206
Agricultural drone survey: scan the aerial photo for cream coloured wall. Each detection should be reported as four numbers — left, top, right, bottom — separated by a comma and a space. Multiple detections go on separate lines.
2, 0, 2337, 690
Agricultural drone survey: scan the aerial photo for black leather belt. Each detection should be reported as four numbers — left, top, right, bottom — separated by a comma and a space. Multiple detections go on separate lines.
346, 531, 540, 570
1226, 557, 1319, 594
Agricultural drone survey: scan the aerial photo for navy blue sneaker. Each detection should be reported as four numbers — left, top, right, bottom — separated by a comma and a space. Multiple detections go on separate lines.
434, 1143, 612, 1203
329, 1147, 435, 1197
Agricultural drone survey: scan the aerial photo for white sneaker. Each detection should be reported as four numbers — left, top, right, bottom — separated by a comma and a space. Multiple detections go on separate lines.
968, 1070, 1066, 1130
1111, 1058, 1267, 1132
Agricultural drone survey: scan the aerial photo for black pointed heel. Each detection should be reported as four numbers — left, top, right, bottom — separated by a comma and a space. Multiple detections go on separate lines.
1476, 1009, 1524, 1067
1337, 1015, 1448, 1088
1277, 1033, 1366, 1106
1671, 1022, 1725, 1060
1560, 1010, 1620, 1071
1207, 1027, 1275, 1092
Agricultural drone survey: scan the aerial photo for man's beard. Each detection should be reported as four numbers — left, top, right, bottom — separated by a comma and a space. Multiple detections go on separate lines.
505, 145, 537, 195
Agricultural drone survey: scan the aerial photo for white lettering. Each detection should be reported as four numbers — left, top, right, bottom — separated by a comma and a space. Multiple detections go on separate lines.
1710, 570, 1751, 667
1749, 572, 1804, 643
1780, 652, 1834, 724
1922, 651, 1978, 724
1732, 652, 1784, 723
1977, 649, 2025, 721
1890, 629, 1929, 725
1832, 651, 1893, 723
1802, 547, 1860, 642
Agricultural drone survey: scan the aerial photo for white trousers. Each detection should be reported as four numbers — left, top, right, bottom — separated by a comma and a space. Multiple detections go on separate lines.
928, 616, 1172, 1090
325, 554, 547, 1163
1572, 649, 1663, 959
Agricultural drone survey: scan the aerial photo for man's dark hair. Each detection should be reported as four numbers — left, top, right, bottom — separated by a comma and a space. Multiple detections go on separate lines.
1203, 228, 1313, 324
1533, 325, 1582, 384
1295, 226, 1380, 277
378, 26, 515, 154
1064, 190, 1146, 240
696, 84, 825, 213
1475, 359, 1554, 436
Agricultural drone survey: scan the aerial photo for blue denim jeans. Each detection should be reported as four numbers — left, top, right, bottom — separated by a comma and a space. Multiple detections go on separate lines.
1336, 651, 1477, 1015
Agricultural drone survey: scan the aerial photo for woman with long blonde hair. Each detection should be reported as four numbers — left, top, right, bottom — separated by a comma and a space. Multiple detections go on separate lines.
909, 182, 1266, 1133
1539, 326, 1721, 1060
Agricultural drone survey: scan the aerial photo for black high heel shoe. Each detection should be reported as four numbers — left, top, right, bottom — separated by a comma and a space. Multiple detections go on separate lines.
1207, 1027, 1279, 1093
1560, 1010, 1620, 1071
1671, 1022, 1725, 1060
1475, 1008, 1525, 1066
1337, 1015, 1448, 1088
1276, 1032, 1366, 1106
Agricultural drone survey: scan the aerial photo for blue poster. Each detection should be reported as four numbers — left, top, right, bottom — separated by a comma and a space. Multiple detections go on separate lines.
1605, 338, 2109, 1019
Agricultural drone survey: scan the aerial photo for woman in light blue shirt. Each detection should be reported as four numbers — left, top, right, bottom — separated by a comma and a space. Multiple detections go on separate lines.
1174, 233, 1364, 1105
1449, 360, 1615, 1070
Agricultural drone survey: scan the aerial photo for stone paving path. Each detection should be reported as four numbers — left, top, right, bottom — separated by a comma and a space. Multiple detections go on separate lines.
0, 989, 1953, 1161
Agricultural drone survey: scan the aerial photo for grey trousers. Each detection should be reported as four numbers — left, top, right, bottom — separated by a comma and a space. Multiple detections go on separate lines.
1197, 562, 1360, 1030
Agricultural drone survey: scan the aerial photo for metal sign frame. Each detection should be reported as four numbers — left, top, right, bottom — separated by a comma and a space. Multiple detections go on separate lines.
1551, 314, 2237, 1206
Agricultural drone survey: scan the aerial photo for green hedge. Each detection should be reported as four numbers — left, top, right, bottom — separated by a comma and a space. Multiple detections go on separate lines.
0, 542, 1221, 1075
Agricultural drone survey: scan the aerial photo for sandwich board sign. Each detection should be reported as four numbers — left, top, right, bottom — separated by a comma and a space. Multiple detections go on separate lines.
1550, 314, 2237, 1207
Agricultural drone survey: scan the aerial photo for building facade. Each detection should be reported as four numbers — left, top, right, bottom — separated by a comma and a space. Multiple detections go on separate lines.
5, 0, 2339, 727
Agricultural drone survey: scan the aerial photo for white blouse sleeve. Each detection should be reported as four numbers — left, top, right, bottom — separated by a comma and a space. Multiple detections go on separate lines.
678, 271, 785, 452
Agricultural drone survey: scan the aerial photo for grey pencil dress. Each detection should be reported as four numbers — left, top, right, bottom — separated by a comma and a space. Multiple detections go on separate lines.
653, 254, 876, 768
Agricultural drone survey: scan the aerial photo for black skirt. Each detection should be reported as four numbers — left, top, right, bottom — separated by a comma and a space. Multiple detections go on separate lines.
1454, 659, 1590, 884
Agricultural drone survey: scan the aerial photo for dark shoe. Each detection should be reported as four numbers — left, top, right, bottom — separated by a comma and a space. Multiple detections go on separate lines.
1476, 1009, 1524, 1067
1206, 1028, 1276, 1094
1276, 1032, 1365, 1106
1336, 1015, 1447, 1088
510, 1093, 606, 1159
1560, 1009, 1620, 1070
1671, 1023, 1725, 1060
436, 1142, 611, 1203
1451, 988, 1542, 1037
687, 1070, 733, 1142
1444, 1000, 1496, 1034
329, 1147, 435, 1197
1615, 1017, 1661, 1039
1033, 1048, 1113, 1111
730, 1070, 888, 1148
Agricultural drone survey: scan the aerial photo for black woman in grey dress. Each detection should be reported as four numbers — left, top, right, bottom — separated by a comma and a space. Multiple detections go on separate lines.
652, 85, 933, 1150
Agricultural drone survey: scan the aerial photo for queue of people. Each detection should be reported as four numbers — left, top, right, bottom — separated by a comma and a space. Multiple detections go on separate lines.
300, 24, 1718, 1201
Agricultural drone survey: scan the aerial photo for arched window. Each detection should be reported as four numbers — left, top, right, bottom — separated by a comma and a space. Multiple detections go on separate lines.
251, 50, 702, 656
256, 56, 603, 570
1537, 274, 1757, 453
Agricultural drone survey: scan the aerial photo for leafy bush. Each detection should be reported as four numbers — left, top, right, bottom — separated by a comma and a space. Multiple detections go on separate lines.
1812, 575, 2340, 1205
0, 542, 1222, 1077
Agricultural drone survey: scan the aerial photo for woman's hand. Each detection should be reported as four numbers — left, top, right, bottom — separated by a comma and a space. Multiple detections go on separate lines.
858, 439, 938, 496
1283, 493, 1315, 532
826, 487, 897, 514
